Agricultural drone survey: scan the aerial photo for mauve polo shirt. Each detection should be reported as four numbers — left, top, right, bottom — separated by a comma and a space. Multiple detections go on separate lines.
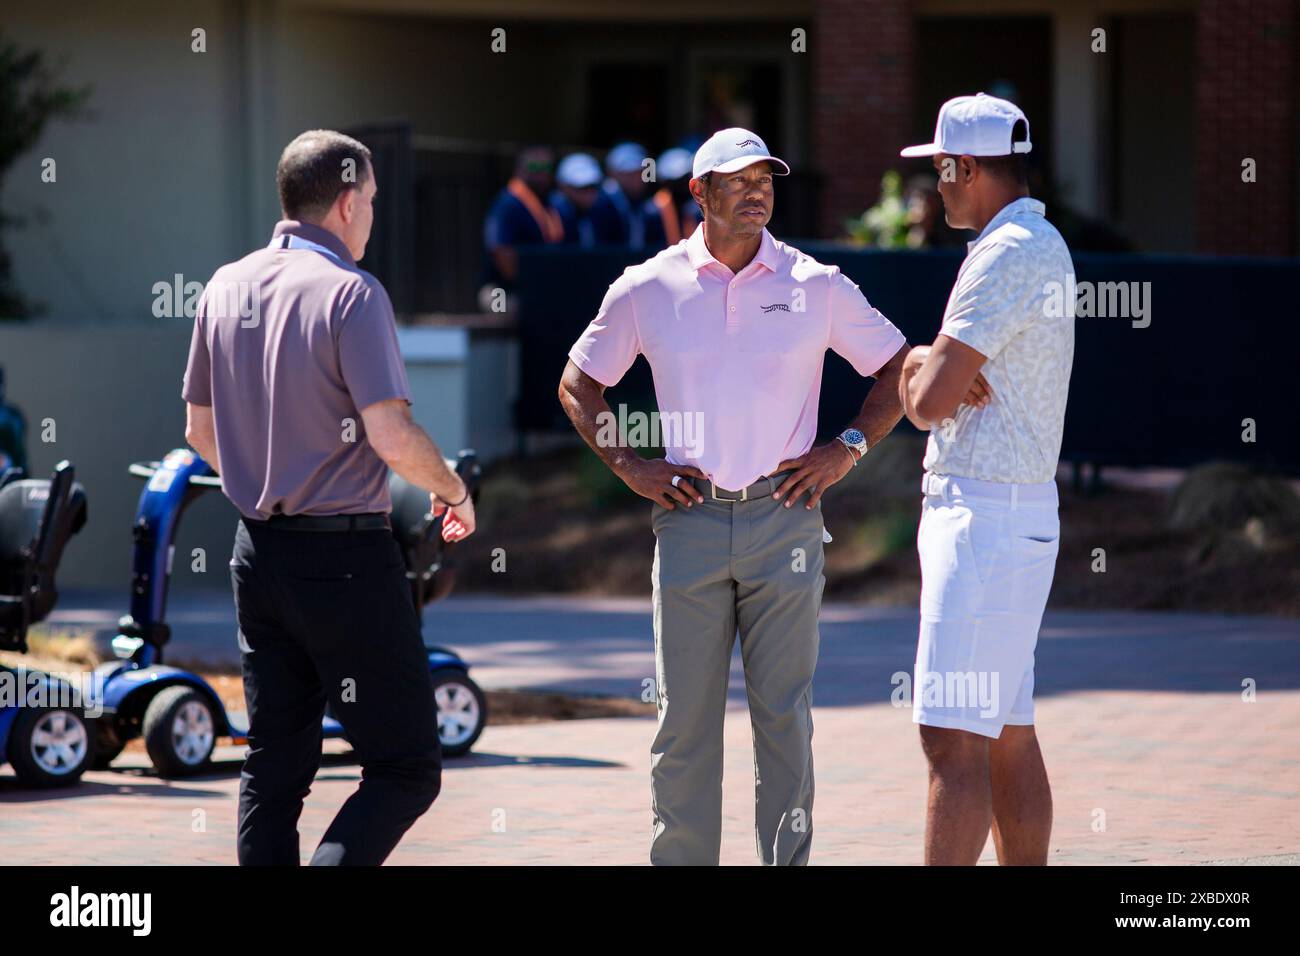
182, 220, 411, 520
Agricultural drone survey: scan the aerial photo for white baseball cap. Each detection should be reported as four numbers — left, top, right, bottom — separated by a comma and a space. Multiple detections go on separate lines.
556, 152, 602, 188
692, 127, 790, 178
900, 93, 1033, 158
658, 147, 694, 182
606, 142, 648, 174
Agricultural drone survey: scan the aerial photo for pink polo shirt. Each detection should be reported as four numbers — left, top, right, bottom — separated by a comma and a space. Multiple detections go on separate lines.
568, 227, 906, 491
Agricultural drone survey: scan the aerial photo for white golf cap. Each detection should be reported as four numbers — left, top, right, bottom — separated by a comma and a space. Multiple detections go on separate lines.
692, 127, 790, 178
556, 152, 602, 188
900, 93, 1033, 158
606, 142, 648, 174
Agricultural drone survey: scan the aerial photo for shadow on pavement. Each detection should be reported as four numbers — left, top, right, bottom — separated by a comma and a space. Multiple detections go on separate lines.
444, 751, 624, 769
0, 777, 217, 802
0, 743, 625, 800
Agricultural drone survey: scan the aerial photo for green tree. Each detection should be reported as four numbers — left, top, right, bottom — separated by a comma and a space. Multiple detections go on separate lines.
0, 31, 90, 319
844, 170, 910, 249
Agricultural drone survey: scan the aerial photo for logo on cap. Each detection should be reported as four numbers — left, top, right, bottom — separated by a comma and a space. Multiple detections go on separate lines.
693, 127, 792, 178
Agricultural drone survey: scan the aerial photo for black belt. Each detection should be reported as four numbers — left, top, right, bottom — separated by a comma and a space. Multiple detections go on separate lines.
249, 512, 391, 532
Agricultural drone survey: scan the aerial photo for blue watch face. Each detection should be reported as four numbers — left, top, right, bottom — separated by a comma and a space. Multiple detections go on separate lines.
843, 429, 865, 445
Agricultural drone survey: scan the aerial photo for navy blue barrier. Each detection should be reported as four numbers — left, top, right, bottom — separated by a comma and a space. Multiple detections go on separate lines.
518, 244, 1299, 471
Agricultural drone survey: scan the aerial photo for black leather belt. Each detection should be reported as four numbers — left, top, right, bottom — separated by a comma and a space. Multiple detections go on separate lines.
250, 512, 391, 532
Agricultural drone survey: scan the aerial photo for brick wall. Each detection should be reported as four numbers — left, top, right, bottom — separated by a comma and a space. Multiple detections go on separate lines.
1195, 0, 1297, 255
811, 0, 915, 238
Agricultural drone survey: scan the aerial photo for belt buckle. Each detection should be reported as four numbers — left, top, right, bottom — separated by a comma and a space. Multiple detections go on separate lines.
708, 480, 746, 502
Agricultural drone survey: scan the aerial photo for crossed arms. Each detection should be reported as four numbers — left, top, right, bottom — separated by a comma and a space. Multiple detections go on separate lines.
899, 334, 993, 430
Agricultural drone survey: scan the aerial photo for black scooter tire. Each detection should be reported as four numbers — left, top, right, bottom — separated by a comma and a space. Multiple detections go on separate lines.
432, 671, 487, 757
7, 706, 95, 787
143, 686, 216, 777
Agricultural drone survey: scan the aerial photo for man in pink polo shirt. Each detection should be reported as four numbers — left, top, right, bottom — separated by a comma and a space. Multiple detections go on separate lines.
558, 128, 909, 865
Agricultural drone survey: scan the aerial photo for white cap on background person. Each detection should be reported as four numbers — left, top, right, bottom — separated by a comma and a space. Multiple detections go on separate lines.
606, 142, 649, 174
900, 93, 1033, 158
557, 152, 602, 188
692, 128, 790, 178
657, 147, 694, 182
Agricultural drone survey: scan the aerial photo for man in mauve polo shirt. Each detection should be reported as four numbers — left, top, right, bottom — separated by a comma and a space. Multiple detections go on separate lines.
182, 129, 476, 866
559, 128, 910, 865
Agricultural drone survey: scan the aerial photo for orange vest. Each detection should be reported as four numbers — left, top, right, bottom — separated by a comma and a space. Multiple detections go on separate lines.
653, 188, 682, 246
507, 177, 563, 243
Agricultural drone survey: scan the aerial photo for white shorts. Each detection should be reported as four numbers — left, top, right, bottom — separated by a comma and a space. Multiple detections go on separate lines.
913, 472, 1060, 738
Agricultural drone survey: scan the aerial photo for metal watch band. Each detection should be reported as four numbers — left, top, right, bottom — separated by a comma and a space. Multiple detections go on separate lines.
837, 432, 868, 465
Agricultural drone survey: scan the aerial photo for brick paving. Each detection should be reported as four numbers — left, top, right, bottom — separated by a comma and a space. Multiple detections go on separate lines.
3, 686, 1296, 865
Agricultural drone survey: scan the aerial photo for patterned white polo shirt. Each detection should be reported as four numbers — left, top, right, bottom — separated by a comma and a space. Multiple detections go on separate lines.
923, 197, 1075, 484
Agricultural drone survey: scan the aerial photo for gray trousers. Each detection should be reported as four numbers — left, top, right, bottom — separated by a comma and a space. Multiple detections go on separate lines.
649, 481, 826, 865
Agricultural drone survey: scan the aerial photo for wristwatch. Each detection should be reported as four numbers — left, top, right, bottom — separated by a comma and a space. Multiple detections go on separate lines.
837, 428, 869, 465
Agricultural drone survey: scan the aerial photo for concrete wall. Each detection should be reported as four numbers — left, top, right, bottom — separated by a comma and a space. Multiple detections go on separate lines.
0, 322, 485, 590
0, 322, 233, 592
1, 0, 248, 323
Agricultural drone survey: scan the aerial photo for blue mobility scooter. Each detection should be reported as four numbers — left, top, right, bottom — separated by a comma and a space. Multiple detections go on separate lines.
92, 448, 488, 777
0, 460, 93, 786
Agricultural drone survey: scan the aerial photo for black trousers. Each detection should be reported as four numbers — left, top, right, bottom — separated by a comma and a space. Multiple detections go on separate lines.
230, 519, 441, 865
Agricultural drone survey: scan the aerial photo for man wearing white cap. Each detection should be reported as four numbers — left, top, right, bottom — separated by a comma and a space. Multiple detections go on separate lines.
559, 128, 908, 865
898, 94, 1075, 865
551, 153, 609, 247
599, 141, 656, 249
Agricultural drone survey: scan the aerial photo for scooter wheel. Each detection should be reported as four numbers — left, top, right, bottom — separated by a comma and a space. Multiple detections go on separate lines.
143, 686, 216, 777
7, 706, 95, 787
432, 670, 487, 757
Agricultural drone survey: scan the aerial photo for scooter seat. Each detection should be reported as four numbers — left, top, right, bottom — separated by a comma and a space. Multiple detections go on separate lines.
0, 465, 87, 650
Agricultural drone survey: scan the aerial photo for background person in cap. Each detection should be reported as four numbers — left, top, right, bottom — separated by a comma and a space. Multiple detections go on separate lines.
479, 145, 562, 310
897, 94, 1074, 865
551, 152, 614, 248
558, 127, 909, 865
183, 129, 477, 865
594, 141, 657, 250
